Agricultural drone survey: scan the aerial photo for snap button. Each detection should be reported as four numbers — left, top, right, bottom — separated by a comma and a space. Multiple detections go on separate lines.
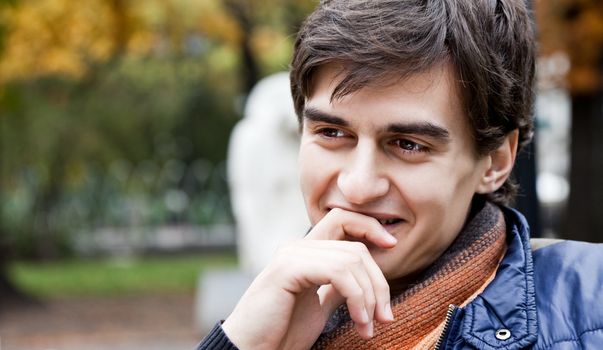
495, 328, 511, 340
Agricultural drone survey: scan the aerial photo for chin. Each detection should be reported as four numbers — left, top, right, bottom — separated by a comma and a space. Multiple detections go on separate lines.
369, 249, 403, 278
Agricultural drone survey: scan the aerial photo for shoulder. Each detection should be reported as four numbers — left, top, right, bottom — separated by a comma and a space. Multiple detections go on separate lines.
531, 239, 603, 292
531, 240, 603, 349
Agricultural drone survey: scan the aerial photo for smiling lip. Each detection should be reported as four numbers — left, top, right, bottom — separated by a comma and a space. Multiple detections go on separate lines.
377, 218, 403, 226
377, 219, 404, 236
326, 206, 404, 248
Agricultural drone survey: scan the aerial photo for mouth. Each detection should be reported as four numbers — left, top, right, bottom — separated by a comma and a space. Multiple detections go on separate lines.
326, 207, 404, 231
325, 207, 405, 251
375, 218, 404, 234
377, 218, 403, 226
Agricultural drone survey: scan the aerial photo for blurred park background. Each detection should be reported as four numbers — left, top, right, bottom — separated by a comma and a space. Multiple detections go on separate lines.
0, 0, 601, 349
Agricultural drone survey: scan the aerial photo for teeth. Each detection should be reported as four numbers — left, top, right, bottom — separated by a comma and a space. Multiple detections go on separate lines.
378, 218, 399, 225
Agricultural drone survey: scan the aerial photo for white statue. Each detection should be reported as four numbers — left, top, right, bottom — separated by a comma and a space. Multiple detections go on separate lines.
227, 72, 310, 275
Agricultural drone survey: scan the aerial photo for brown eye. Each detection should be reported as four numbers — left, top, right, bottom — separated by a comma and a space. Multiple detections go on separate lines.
392, 139, 428, 154
319, 128, 344, 138
397, 140, 420, 151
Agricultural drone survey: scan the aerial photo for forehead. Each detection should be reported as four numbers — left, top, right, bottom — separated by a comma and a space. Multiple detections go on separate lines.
306, 63, 472, 141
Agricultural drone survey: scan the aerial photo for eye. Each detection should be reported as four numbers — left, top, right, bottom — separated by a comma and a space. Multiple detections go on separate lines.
317, 128, 346, 138
392, 139, 428, 153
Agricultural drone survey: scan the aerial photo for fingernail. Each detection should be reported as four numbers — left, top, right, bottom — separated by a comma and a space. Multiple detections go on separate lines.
384, 302, 394, 321
367, 321, 374, 337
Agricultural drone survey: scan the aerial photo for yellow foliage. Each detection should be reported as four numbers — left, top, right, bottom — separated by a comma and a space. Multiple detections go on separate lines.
127, 31, 155, 57
0, 0, 316, 83
0, 0, 210, 82
197, 2, 242, 46
0, 0, 117, 82
251, 26, 294, 71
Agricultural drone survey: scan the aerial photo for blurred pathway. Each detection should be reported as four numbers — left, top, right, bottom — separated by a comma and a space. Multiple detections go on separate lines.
0, 294, 201, 350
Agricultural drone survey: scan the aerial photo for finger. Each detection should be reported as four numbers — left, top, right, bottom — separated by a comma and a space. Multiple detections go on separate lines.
306, 208, 397, 248
355, 320, 374, 340
317, 284, 344, 318
275, 245, 376, 338
352, 243, 393, 323
348, 252, 376, 326
308, 240, 393, 323
319, 283, 377, 340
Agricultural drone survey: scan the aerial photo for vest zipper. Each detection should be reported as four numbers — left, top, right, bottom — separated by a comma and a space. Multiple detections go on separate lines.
434, 304, 457, 350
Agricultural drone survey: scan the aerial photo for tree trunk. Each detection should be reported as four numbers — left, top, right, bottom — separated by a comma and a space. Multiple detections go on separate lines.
564, 91, 603, 242
0, 239, 37, 311
0, 102, 32, 309
224, 0, 259, 94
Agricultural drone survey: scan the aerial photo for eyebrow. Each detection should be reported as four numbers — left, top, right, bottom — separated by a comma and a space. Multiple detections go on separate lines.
303, 107, 349, 126
303, 107, 451, 142
387, 123, 450, 141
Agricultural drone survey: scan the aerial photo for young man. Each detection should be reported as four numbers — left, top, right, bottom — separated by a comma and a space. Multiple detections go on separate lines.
199, 0, 603, 349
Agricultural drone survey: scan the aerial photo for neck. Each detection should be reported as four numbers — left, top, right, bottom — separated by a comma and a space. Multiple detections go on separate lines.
388, 197, 488, 296
313, 200, 507, 350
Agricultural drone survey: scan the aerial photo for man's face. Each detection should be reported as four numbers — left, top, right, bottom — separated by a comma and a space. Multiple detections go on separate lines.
298, 63, 492, 280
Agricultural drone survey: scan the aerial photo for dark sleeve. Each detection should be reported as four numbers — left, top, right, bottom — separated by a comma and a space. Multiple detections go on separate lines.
195, 322, 239, 350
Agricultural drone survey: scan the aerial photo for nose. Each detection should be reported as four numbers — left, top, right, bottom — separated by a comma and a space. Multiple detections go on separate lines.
336, 141, 390, 205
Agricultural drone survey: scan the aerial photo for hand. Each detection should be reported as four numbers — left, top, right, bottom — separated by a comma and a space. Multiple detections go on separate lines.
221, 208, 397, 350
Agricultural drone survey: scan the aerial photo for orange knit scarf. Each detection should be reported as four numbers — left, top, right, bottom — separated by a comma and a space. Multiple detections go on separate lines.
312, 201, 507, 350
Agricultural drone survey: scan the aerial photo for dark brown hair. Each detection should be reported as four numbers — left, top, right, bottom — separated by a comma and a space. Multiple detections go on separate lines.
290, 0, 536, 206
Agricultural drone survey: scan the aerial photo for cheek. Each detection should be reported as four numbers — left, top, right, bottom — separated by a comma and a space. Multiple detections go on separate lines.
298, 145, 337, 221
394, 168, 456, 207
398, 160, 480, 220
298, 146, 322, 193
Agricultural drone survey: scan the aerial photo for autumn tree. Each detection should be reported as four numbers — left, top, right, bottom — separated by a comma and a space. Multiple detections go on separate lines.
0, 0, 144, 263
0, 0, 315, 304
0, 0, 25, 306
211, 0, 314, 93
536, 0, 603, 242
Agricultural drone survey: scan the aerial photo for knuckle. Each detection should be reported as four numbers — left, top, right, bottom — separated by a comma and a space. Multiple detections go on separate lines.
330, 207, 344, 216
374, 281, 390, 296
264, 257, 289, 278
356, 242, 370, 255
274, 242, 305, 263
365, 288, 376, 302
278, 239, 310, 254
275, 243, 294, 257
366, 296, 376, 310
350, 241, 367, 251
332, 264, 347, 275
350, 288, 365, 301
344, 253, 363, 266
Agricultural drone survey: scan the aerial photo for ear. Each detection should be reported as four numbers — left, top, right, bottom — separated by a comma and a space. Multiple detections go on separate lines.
476, 129, 519, 194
